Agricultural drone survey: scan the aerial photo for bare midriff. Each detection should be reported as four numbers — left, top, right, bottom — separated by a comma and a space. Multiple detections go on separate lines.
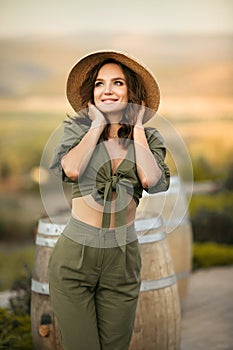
72, 193, 137, 228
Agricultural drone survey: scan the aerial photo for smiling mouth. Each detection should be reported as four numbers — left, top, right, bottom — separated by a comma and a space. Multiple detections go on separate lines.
101, 99, 118, 104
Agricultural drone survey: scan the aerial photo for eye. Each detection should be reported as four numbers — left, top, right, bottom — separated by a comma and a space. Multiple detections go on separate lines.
94, 81, 103, 87
114, 80, 124, 86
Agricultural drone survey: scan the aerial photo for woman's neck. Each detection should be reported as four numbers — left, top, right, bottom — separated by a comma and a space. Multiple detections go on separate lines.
104, 112, 124, 140
108, 123, 121, 139
105, 111, 123, 124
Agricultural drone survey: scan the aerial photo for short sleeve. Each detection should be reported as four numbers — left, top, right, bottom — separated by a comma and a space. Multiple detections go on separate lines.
144, 127, 170, 193
49, 118, 90, 182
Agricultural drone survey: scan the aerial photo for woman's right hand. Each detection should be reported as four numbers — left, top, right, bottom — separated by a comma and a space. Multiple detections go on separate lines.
88, 102, 106, 127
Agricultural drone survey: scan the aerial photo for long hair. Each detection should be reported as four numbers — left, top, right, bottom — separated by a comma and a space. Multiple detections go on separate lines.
77, 59, 147, 147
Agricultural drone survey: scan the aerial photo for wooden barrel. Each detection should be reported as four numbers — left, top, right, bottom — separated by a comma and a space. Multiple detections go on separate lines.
31, 215, 181, 350
31, 217, 66, 350
130, 217, 181, 350
136, 176, 193, 301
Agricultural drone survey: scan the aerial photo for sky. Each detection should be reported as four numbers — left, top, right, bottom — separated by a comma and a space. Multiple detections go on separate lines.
0, 0, 233, 37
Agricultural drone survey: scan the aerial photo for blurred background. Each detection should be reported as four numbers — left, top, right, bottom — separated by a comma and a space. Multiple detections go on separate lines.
0, 0, 232, 348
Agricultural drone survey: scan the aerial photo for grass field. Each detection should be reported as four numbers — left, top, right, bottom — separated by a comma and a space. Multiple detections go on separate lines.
0, 244, 34, 291
1, 107, 232, 188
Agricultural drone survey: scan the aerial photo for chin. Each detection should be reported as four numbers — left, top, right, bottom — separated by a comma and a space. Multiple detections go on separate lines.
97, 102, 128, 114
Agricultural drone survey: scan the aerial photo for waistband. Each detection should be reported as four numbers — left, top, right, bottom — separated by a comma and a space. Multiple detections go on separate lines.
62, 215, 138, 249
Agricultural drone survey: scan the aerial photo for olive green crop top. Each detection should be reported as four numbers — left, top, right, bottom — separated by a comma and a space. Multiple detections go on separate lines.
50, 118, 170, 250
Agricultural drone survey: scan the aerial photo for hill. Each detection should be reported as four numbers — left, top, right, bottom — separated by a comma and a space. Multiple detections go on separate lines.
1, 33, 232, 98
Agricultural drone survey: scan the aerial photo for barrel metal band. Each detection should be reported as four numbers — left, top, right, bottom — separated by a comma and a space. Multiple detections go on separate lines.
36, 236, 58, 248
38, 220, 65, 236
31, 279, 49, 295
138, 231, 166, 244
31, 274, 177, 295
140, 274, 177, 292
135, 217, 163, 232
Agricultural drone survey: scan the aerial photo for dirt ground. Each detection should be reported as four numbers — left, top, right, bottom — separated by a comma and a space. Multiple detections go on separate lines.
181, 266, 233, 350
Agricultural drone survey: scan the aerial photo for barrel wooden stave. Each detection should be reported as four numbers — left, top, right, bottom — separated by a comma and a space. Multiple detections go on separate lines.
130, 224, 181, 350
31, 222, 63, 350
31, 293, 61, 350
136, 176, 193, 302
167, 219, 193, 300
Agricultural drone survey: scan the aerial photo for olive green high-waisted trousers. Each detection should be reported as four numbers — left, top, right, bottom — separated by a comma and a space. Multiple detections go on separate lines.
48, 216, 141, 350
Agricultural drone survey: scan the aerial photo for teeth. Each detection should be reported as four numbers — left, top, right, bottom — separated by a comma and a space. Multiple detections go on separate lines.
102, 99, 117, 104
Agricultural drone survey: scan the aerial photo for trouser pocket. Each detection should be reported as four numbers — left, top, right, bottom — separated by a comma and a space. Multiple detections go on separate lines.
48, 233, 86, 290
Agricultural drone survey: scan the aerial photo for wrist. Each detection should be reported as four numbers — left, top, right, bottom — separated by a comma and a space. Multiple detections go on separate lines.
91, 119, 106, 132
134, 123, 144, 130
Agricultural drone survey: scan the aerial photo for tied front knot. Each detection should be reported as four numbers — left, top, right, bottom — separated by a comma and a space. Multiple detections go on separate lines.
111, 175, 118, 191
93, 172, 134, 252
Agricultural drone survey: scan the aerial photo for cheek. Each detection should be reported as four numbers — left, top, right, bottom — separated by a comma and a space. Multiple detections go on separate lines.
122, 88, 128, 101
93, 89, 100, 103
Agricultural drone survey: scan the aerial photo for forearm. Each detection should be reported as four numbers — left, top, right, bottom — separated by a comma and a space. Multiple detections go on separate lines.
61, 120, 105, 180
133, 125, 162, 188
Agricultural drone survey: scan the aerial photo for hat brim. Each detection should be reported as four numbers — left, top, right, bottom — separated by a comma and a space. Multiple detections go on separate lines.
66, 50, 160, 124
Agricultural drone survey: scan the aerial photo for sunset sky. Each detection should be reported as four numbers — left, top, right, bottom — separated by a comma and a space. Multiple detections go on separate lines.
1, 0, 232, 37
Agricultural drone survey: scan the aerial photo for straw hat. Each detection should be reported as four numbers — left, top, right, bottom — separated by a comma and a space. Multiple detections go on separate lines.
66, 50, 160, 123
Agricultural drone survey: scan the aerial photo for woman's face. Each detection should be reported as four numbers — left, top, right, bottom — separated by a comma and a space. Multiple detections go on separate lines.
93, 63, 128, 115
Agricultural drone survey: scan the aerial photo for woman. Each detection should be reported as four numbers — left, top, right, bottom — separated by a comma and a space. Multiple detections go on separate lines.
49, 50, 170, 350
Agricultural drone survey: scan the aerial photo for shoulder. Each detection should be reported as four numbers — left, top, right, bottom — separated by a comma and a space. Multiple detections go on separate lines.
63, 114, 91, 135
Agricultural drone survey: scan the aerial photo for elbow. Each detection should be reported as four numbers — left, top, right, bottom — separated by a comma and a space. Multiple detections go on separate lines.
141, 169, 162, 189
141, 177, 158, 189
140, 177, 150, 189
61, 158, 79, 181
63, 168, 79, 181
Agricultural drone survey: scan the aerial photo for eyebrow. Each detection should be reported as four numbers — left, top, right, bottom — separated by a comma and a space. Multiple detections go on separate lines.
95, 77, 126, 81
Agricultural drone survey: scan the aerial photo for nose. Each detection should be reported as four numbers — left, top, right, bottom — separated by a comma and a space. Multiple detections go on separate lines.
104, 83, 112, 94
